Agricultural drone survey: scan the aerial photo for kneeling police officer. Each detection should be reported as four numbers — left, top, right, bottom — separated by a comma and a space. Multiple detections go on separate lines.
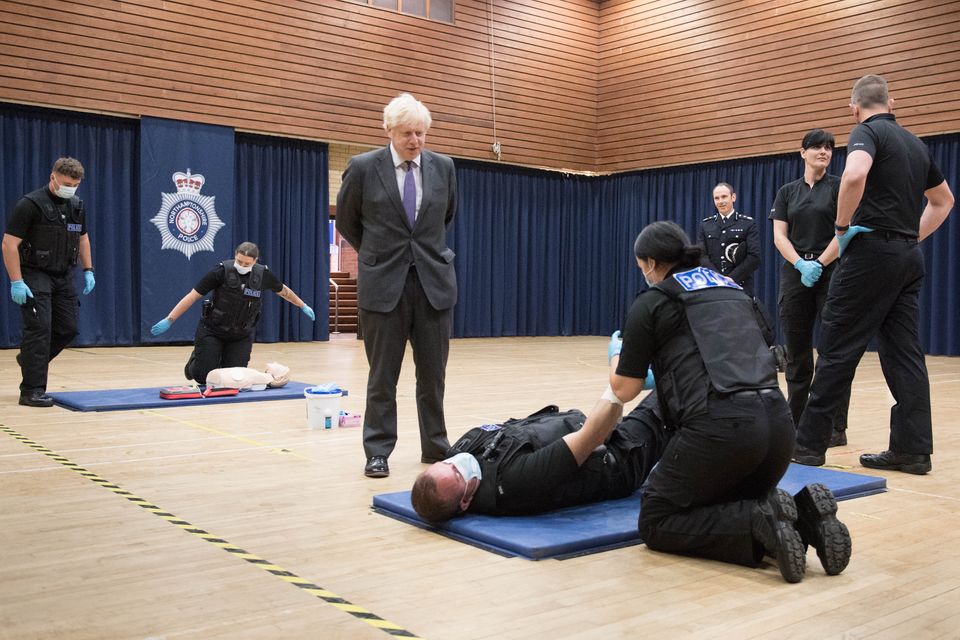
150, 242, 315, 385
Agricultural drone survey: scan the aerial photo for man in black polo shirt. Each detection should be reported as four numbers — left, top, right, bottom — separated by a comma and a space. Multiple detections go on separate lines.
770, 129, 850, 446
792, 75, 954, 474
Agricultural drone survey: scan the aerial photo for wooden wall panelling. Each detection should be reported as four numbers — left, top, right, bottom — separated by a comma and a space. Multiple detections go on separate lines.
2, 1, 957, 173
597, 0, 960, 170
0, 0, 602, 172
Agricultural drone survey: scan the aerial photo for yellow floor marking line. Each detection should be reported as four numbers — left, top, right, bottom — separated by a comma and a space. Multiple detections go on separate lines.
138, 409, 320, 462
0, 424, 423, 639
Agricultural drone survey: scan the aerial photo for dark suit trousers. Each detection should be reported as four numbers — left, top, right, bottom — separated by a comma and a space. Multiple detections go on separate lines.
360, 267, 451, 460
795, 233, 931, 455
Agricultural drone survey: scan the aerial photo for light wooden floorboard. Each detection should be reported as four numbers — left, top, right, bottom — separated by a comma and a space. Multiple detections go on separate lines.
1, 335, 958, 639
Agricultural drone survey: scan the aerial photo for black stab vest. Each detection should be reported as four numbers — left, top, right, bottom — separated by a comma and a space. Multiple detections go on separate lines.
208, 261, 266, 333
651, 267, 778, 427
20, 188, 83, 274
446, 407, 587, 513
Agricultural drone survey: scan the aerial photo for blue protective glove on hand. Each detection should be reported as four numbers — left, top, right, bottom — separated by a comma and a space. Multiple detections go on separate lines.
302, 304, 315, 321
151, 318, 172, 335
837, 225, 873, 256
10, 280, 33, 305
793, 258, 823, 288
82, 270, 96, 295
644, 369, 655, 391
608, 330, 623, 363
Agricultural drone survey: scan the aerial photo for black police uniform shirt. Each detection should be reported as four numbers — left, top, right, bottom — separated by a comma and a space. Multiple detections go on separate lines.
769, 174, 840, 256
616, 283, 686, 384
848, 113, 945, 235
468, 439, 580, 515
6, 189, 88, 248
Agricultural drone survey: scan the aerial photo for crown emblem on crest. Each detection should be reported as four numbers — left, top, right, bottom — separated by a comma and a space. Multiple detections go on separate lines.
173, 169, 205, 194
150, 167, 224, 260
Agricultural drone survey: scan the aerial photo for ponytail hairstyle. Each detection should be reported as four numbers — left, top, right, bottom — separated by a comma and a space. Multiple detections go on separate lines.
634, 221, 702, 269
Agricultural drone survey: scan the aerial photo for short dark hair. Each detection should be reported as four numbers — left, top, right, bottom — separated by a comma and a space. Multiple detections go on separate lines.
634, 220, 702, 268
852, 74, 889, 108
52, 157, 84, 180
801, 128, 835, 150
235, 242, 259, 259
713, 182, 735, 196
411, 471, 461, 524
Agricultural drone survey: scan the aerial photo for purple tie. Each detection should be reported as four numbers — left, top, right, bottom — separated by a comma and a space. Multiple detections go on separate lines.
402, 160, 417, 227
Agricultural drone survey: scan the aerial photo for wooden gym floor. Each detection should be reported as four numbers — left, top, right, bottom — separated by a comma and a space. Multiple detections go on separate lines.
1, 335, 959, 639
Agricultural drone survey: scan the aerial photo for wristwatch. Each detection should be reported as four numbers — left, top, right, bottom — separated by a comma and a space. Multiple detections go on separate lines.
834, 224, 850, 232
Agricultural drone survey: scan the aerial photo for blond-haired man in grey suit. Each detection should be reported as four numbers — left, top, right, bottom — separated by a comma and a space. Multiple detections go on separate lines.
336, 93, 458, 478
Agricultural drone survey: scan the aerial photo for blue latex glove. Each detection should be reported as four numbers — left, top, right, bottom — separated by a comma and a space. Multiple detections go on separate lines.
82, 270, 96, 295
10, 280, 33, 305
151, 318, 172, 335
302, 304, 315, 321
794, 259, 822, 288
644, 369, 655, 390
607, 330, 622, 363
837, 225, 873, 256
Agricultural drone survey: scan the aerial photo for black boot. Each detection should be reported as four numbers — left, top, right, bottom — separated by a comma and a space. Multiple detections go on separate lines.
752, 488, 806, 583
794, 483, 852, 575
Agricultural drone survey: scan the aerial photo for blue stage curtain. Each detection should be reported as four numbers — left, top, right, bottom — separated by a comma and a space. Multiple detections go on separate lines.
450, 160, 600, 336
0, 102, 138, 348
234, 133, 329, 342
454, 133, 960, 355
920, 133, 960, 355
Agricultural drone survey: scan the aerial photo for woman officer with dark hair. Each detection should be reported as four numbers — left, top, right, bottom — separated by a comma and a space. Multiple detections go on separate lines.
770, 128, 850, 446
606, 221, 850, 583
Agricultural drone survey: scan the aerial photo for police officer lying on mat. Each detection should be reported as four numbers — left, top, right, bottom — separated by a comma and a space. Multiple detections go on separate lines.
611, 221, 850, 583
150, 242, 315, 385
410, 392, 671, 524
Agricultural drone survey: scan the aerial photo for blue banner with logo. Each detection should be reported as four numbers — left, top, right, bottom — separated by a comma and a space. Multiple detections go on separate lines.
140, 117, 235, 342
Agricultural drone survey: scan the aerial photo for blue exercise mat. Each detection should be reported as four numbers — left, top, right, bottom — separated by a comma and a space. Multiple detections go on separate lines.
372, 463, 886, 560
48, 382, 315, 412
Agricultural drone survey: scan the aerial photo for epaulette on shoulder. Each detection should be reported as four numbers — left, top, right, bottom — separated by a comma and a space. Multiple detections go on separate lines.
701, 215, 715, 222
739, 214, 754, 220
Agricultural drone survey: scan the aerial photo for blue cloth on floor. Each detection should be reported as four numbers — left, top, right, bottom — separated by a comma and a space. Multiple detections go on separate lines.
372, 463, 885, 560
48, 382, 315, 412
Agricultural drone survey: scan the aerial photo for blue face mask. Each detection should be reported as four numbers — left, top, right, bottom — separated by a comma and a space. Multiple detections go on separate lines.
443, 452, 482, 485
235, 263, 253, 275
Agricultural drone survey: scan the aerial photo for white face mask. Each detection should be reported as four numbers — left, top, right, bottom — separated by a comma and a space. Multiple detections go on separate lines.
642, 266, 657, 286
443, 452, 482, 484
234, 263, 253, 275
52, 176, 78, 199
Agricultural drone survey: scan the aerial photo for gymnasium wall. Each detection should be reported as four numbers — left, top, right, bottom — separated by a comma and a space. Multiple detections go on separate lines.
1, 1, 956, 173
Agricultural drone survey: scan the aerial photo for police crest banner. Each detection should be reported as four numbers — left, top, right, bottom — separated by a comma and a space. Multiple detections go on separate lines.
140, 117, 235, 342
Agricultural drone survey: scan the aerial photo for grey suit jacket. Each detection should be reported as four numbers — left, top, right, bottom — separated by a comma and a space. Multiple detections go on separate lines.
335, 146, 458, 313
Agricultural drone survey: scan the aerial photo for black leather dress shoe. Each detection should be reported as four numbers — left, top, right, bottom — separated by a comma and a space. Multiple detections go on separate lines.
791, 444, 825, 467
19, 391, 54, 408
794, 483, 851, 576
364, 456, 390, 478
860, 450, 931, 475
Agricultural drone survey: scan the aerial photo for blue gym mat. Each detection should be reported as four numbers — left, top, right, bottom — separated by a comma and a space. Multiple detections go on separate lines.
372, 463, 886, 560
48, 382, 315, 412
